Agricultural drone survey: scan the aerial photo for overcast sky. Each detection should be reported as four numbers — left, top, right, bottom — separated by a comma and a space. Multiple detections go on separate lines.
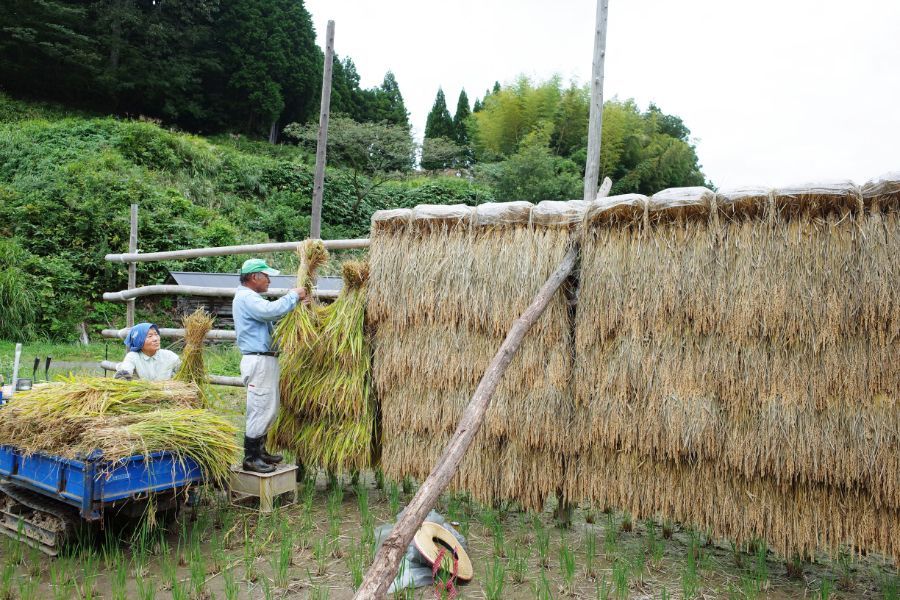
304, 0, 900, 190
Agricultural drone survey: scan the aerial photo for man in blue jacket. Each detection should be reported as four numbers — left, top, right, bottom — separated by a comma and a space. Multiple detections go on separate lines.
233, 258, 308, 473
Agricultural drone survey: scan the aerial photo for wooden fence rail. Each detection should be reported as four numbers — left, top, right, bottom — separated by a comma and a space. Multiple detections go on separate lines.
105, 238, 370, 264
102, 285, 339, 302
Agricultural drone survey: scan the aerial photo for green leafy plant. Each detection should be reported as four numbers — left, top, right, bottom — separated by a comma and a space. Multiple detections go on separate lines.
585, 529, 598, 578
534, 516, 550, 568
559, 535, 576, 593
484, 558, 507, 600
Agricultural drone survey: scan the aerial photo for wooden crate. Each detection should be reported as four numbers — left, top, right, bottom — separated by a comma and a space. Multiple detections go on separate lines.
228, 464, 297, 513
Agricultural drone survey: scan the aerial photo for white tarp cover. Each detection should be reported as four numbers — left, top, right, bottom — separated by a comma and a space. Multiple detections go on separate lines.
585, 194, 649, 220
474, 201, 533, 226
774, 180, 858, 198
412, 204, 474, 222
531, 200, 590, 225
718, 186, 771, 205
371, 208, 412, 226
861, 172, 900, 199
649, 187, 715, 210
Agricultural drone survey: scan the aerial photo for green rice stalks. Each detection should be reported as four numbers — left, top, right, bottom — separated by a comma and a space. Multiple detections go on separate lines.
84, 409, 239, 482
270, 260, 375, 474
174, 308, 213, 405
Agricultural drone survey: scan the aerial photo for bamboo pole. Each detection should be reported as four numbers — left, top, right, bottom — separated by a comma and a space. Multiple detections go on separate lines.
353, 245, 579, 599
126, 203, 138, 328
105, 238, 369, 264
102, 285, 339, 302
310, 20, 335, 239
583, 0, 609, 201
101, 327, 237, 341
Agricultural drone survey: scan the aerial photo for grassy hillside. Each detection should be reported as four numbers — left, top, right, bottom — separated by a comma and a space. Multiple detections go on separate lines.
0, 94, 493, 340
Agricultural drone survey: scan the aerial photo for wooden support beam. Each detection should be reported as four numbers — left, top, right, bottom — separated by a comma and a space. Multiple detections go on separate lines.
104, 238, 369, 264
583, 0, 610, 201
352, 245, 579, 599
102, 285, 339, 302
310, 20, 335, 239
101, 327, 237, 341
126, 203, 138, 328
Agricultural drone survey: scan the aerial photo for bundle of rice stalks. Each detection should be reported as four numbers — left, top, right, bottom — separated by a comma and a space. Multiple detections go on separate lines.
369, 202, 581, 510
269, 259, 375, 473
0, 377, 236, 480
84, 409, 239, 482
174, 308, 214, 405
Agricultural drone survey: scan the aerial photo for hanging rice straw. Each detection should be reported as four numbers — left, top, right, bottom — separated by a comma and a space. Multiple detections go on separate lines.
269, 260, 375, 473
175, 308, 214, 405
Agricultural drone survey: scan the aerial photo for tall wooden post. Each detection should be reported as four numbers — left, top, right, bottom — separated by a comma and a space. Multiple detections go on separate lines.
583, 0, 610, 201
310, 20, 335, 240
126, 203, 138, 328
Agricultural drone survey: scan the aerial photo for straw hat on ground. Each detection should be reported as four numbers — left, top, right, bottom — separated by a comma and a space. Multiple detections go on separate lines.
413, 521, 473, 582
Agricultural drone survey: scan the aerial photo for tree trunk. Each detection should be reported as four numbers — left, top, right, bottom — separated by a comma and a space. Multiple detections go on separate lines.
268, 118, 279, 144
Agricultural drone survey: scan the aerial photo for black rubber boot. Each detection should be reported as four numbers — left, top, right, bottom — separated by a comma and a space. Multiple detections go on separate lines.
242, 436, 275, 474
259, 436, 282, 465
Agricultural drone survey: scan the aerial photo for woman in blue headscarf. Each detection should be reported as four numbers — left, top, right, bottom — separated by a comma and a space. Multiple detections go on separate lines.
114, 323, 181, 381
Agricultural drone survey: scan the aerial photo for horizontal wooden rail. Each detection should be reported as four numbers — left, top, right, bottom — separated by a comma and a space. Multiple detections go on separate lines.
102, 285, 339, 302
99, 361, 244, 387
102, 327, 237, 341
105, 238, 370, 263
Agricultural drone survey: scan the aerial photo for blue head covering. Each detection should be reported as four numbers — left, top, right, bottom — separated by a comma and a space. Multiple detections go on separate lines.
124, 323, 159, 353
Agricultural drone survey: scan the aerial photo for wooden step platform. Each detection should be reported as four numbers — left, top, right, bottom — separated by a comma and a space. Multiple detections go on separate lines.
228, 464, 297, 513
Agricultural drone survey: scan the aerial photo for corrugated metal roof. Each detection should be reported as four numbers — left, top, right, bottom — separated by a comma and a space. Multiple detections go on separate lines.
167, 272, 343, 293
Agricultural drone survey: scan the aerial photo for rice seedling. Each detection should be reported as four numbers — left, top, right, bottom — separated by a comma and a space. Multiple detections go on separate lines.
596, 575, 610, 600
621, 511, 633, 533
559, 535, 576, 594
659, 588, 671, 600
16, 576, 37, 600
174, 308, 214, 406
612, 558, 629, 600
262, 578, 273, 600
136, 574, 156, 600
509, 543, 529, 584
681, 541, 700, 600
223, 567, 239, 600
481, 509, 506, 558
272, 524, 293, 587
604, 512, 618, 556
881, 572, 899, 600
160, 548, 178, 590
170, 578, 189, 600
645, 520, 664, 565
24, 543, 42, 578
786, 553, 804, 579
817, 578, 834, 599
314, 536, 330, 575
0, 562, 15, 600
534, 516, 550, 568
189, 546, 208, 598
531, 568, 553, 600
310, 585, 331, 600
753, 541, 769, 587
79, 550, 100, 600
484, 558, 507, 600
112, 554, 130, 600
387, 481, 401, 517
346, 541, 365, 590
49, 558, 73, 600
584, 529, 598, 578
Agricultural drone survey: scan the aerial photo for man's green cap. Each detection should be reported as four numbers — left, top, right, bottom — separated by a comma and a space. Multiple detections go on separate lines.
240, 258, 280, 276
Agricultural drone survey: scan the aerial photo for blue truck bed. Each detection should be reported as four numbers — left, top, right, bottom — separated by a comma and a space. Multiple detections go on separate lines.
0, 445, 203, 520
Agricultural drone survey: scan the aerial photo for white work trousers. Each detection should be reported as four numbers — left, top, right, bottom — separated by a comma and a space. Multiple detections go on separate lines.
240, 355, 280, 439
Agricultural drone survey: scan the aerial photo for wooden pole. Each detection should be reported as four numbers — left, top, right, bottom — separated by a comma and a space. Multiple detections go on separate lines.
105, 237, 369, 264
583, 0, 610, 201
353, 246, 579, 599
126, 203, 138, 328
103, 285, 339, 302
310, 20, 335, 240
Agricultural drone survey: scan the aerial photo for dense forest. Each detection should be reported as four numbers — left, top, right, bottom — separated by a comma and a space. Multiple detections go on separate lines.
0, 0, 710, 340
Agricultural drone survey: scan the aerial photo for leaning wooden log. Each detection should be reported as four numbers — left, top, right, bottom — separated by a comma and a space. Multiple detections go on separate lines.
104, 238, 369, 263
352, 245, 579, 599
102, 285, 339, 302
